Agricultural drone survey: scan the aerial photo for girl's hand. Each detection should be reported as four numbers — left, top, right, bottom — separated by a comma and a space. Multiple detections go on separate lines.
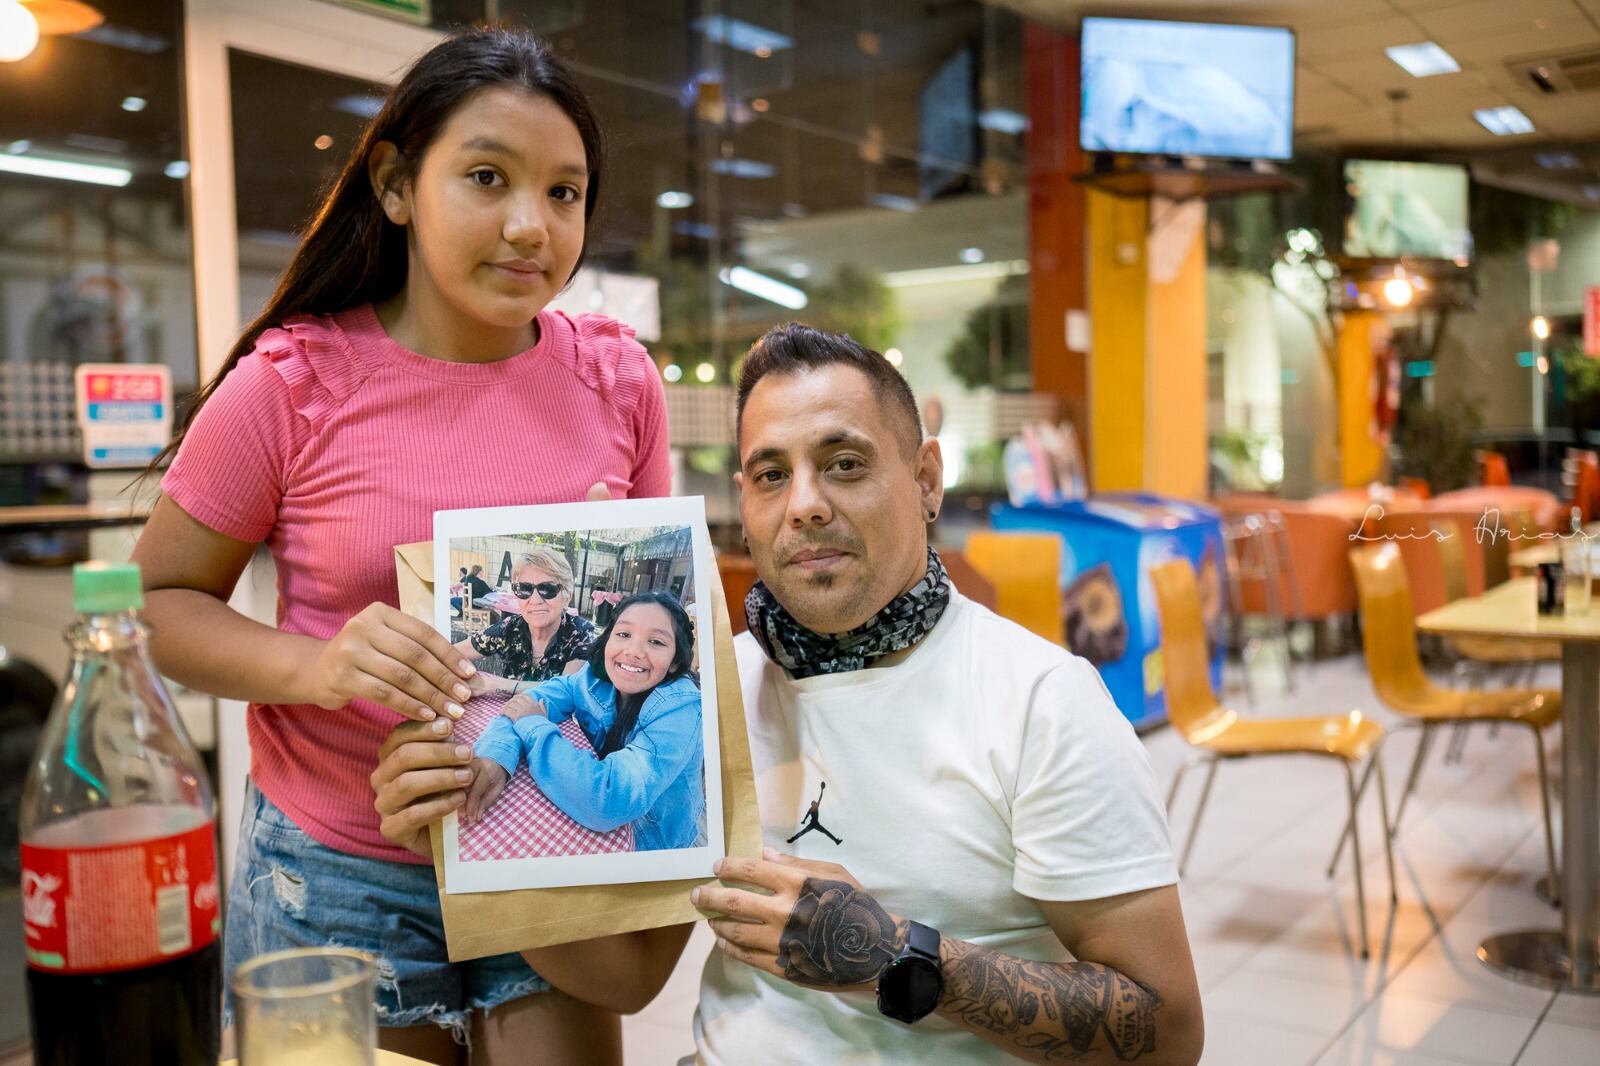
463, 758, 510, 825
372, 717, 473, 858
502, 693, 548, 721
309, 602, 477, 722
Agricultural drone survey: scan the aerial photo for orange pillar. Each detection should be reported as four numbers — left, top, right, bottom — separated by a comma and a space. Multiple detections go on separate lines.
1339, 311, 1385, 487
1024, 22, 1088, 465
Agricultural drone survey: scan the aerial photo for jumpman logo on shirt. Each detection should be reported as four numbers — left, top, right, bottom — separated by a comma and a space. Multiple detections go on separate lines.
785, 782, 843, 846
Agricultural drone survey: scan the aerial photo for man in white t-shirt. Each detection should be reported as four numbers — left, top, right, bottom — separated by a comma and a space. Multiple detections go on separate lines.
686, 324, 1201, 1064
370, 324, 1202, 1063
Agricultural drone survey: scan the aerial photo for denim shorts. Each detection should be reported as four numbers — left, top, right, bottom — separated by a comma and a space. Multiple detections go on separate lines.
223, 780, 548, 1039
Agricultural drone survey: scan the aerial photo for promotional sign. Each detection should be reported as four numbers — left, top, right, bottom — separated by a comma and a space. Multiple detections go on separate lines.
74, 365, 172, 468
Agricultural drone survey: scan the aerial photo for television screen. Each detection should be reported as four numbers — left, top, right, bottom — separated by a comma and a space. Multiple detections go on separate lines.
919, 46, 977, 201
1343, 160, 1472, 262
1080, 17, 1295, 161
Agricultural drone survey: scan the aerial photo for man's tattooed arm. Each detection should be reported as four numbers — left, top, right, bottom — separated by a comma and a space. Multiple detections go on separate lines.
768, 877, 1176, 1063
776, 877, 908, 987
936, 936, 1166, 1063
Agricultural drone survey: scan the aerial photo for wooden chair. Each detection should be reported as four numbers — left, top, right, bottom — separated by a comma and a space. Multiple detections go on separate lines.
1347, 543, 1562, 903
1153, 558, 1395, 956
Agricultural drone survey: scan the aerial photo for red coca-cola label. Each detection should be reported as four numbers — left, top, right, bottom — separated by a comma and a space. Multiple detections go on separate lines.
21, 823, 219, 975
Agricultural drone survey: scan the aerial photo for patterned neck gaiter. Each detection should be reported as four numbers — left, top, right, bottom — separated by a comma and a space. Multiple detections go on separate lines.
744, 547, 950, 679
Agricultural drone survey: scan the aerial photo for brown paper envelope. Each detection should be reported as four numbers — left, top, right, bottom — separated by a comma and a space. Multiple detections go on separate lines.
392, 539, 762, 959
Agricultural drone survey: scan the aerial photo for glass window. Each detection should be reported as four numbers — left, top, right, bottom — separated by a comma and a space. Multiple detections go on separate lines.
0, 0, 191, 479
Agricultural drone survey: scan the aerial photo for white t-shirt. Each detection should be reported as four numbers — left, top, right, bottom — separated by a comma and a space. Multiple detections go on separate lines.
694, 591, 1178, 1065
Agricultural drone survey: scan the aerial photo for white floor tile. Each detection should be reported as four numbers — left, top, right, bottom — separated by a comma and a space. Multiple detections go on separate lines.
1542, 988, 1600, 1031
1206, 968, 1369, 1043
1338, 992, 1539, 1064
1514, 1019, 1600, 1065
1198, 1015, 1329, 1066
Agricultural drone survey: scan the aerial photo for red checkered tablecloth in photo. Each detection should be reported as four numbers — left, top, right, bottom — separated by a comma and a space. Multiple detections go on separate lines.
455, 691, 633, 861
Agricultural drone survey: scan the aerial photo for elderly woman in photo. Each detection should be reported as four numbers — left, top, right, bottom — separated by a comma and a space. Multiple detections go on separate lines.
464, 592, 705, 852
455, 547, 596, 688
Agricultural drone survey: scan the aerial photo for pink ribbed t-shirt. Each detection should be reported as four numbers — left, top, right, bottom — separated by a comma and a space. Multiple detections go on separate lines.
163, 305, 671, 863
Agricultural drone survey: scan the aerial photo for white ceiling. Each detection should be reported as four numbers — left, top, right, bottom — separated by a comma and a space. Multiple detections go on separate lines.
993, 0, 1600, 151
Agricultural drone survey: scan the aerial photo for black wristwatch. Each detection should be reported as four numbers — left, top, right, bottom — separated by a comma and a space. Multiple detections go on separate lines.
876, 920, 944, 1024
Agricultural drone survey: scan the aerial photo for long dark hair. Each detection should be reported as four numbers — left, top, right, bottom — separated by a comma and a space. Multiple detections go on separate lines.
587, 592, 697, 758
148, 27, 605, 475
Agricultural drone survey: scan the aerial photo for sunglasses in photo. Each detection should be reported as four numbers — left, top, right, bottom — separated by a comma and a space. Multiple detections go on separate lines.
512, 581, 565, 601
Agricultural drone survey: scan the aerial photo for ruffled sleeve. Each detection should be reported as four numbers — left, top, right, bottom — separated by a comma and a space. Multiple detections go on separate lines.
255, 314, 368, 435
161, 314, 361, 542
550, 311, 671, 499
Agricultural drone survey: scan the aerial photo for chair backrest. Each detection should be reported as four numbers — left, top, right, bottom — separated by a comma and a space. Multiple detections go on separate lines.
1432, 519, 1469, 603
1149, 558, 1222, 738
1481, 533, 1512, 589
1477, 450, 1511, 488
1349, 543, 1434, 713
963, 531, 1063, 644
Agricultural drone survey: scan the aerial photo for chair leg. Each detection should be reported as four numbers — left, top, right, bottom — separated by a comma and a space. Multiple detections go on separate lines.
1444, 721, 1469, 767
1344, 761, 1371, 959
1374, 754, 1398, 904
1178, 758, 1220, 877
1531, 724, 1560, 908
1326, 755, 1376, 877
1392, 723, 1436, 838
1166, 757, 1193, 814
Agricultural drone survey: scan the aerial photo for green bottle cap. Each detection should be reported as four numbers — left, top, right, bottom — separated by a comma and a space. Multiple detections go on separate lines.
73, 562, 145, 614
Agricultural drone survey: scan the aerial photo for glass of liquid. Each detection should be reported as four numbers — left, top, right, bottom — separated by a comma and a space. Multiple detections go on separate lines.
1563, 539, 1592, 616
232, 948, 375, 1066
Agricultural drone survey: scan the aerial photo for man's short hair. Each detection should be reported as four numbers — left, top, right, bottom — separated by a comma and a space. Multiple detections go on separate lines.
735, 323, 922, 458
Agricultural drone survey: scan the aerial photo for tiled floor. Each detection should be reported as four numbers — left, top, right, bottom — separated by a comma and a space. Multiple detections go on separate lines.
623, 648, 1599, 1065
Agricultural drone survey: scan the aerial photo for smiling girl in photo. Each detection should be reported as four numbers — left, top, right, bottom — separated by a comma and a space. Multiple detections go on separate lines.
467, 592, 706, 852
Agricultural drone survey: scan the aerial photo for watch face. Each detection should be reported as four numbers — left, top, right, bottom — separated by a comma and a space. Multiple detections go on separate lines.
877, 955, 943, 1023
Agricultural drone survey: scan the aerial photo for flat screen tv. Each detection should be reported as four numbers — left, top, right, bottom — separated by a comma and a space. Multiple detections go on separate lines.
1080, 17, 1295, 161
919, 45, 977, 201
1342, 159, 1472, 263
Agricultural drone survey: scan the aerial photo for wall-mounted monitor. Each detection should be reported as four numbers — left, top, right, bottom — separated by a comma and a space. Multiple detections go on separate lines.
919, 45, 978, 201
1080, 17, 1295, 161
1342, 159, 1472, 263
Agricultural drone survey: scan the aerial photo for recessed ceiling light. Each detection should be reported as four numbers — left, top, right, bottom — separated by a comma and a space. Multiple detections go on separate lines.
709, 157, 774, 179
332, 94, 386, 120
959, 247, 984, 264
164, 160, 189, 179
1474, 105, 1535, 136
0, 152, 131, 187
978, 108, 1028, 135
690, 16, 793, 57
1385, 42, 1460, 78
120, 96, 147, 113
314, 134, 334, 150
1535, 151, 1581, 170
655, 190, 693, 209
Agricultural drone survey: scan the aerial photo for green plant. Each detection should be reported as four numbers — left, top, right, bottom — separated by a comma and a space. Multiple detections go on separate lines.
1392, 397, 1483, 494
943, 273, 1030, 390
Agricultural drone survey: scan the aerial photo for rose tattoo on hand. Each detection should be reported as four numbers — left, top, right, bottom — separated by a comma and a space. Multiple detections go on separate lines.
777, 877, 907, 987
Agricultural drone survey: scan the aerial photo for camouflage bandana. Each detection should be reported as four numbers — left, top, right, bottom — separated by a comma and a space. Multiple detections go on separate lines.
743, 547, 950, 679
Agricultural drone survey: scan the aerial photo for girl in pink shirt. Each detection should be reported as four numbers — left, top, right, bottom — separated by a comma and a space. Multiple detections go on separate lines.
131, 27, 688, 1065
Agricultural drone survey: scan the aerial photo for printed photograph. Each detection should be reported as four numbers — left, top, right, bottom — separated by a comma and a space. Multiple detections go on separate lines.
433, 496, 723, 893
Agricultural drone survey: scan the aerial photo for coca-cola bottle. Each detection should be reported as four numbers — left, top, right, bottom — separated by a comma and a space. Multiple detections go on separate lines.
19, 562, 220, 1065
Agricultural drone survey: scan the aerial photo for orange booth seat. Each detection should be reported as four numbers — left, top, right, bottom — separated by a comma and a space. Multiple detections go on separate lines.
1210, 495, 1359, 621
1428, 486, 1561, 535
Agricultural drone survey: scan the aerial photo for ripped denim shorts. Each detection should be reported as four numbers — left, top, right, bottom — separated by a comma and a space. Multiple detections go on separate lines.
223, 780, 548, 1040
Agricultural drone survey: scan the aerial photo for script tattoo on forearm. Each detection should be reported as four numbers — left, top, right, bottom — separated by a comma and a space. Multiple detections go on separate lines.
776, 877, 907, 987
939, 937, 1163, 1062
